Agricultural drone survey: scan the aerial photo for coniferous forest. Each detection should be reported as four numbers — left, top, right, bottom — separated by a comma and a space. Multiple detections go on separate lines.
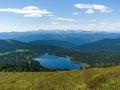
0, 33, 120, 90
0, 39, 120, 72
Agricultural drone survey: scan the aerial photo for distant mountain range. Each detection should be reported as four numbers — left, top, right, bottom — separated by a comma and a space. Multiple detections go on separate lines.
1, 30, 120, 45
1, 30, 120, 53
1, 38, 120, 53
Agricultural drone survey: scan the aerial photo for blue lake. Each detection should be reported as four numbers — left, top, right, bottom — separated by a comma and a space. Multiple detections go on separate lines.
34, 53, 84, 70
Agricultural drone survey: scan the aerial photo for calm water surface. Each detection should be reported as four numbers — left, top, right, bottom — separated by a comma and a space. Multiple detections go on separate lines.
35, 53, 84, 70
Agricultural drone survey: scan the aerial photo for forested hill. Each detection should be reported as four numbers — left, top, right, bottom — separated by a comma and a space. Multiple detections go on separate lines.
0, 39, 66, 72
29, 40, 76, 48
75, 38, 120, 52
0, 39, 32, 52
1, 38, 120, 69
0, 39, 65, 53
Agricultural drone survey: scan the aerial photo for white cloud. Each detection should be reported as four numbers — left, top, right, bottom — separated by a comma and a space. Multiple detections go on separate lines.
74, 3, 92, 9
51, 17, 74, 22
89, 20, 97, 22
86, 9, 94, 14
74, 3, 112, 14
51, 22, 59, 25
24, 13, 42, 17
47, 14, 55, 17
73, 12, 79, 15
23, 6, 39, 10
0, 6, 52, 17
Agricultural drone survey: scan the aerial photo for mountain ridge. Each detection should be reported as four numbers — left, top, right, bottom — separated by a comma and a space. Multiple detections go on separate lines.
0, 39, 66, 53
75, 38, 120, 52
29, 40, 76, 48
1, 30, 120, 45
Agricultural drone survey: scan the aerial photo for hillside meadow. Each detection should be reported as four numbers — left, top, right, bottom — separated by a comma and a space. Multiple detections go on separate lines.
0, 66, 119, 90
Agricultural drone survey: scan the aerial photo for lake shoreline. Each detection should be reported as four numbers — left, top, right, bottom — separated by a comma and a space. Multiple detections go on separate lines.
34, 53, 85, 70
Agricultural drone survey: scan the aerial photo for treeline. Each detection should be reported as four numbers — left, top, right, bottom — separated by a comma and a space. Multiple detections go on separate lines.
0, 50, 48, 72
0, 50, 43, 65
0, 64, 50, 72
0, 50, 63, 72
0, 64, 64, 72
1, 48, 120, 71
48, 50, 120, 67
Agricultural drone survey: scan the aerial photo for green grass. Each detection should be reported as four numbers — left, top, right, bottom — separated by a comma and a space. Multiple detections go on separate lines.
0, 66, 120, 90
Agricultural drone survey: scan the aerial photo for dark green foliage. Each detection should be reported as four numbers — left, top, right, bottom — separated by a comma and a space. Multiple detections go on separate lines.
0, 39, 120, 71
0, 64, 42, 72
0, 50, 49, 72
0, 39, 33, 52
49, 50, 120, 67
0, 39, 65, 53
0, 50, 63, 72
0, 50, 41, 66
0, 39, 66, 72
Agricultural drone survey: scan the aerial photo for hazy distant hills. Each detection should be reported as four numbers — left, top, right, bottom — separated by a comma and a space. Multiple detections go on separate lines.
75, 38, 120, 52
15, 31, 86, 45
1, 30, 120, 45
16, 30, 120, 45
29, 40, 76, 48
1, 30, 120, 52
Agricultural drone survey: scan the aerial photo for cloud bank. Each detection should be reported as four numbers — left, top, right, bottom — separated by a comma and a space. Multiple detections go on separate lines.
0, 23, 120, 32
0, 6, 52, 17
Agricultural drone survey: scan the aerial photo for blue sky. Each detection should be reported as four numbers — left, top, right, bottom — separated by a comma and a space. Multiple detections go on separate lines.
0, 0, 119, 32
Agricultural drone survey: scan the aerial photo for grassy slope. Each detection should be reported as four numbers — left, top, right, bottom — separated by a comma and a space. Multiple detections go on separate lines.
0, 66, 120, 90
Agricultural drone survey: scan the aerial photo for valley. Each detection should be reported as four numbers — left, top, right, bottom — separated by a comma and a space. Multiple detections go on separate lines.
0, 30, 120, 90
0, 0, 119, 89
